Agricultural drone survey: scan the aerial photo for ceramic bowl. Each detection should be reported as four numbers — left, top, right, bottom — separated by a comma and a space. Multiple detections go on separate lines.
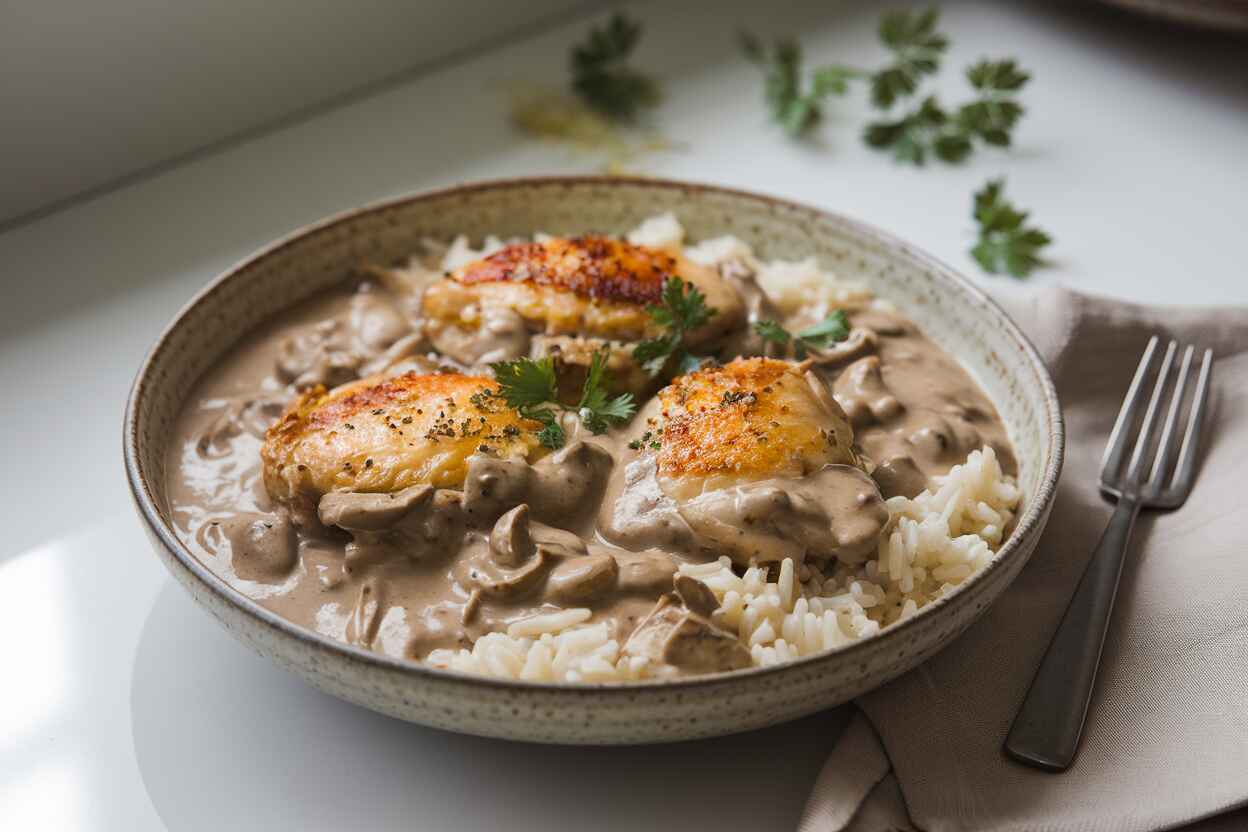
124, 177, 1063, 744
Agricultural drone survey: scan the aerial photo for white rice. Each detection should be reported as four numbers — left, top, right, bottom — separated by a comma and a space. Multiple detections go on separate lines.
422, 216, 1021, 683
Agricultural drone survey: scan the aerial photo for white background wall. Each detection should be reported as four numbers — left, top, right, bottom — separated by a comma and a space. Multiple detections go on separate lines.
0, 0, 595, 226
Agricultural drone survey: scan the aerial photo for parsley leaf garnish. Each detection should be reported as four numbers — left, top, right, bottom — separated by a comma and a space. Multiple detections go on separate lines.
577, 350, 638, 434
571, 13, 659, 122
970, 179, 1052, 278
752, 319, 792, 345
739, 32, 863, 138
633, 277, 717, 377
491, 356, 559, 410
871, 6, 948, 109
490, 350, 637, 448
752, 310, 851, 358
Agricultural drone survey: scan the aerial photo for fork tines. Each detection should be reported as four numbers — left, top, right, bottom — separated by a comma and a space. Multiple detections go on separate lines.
1099, 336, 1213, 506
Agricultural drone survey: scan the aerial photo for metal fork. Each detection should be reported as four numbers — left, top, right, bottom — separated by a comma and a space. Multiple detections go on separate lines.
1005, 336, 1214, 772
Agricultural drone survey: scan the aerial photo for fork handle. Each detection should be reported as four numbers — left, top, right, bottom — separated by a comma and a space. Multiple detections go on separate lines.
1004, 495, 1141, 772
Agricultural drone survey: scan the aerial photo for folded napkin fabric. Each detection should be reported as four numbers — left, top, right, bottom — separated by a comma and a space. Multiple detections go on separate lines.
802, 287, 1248, 832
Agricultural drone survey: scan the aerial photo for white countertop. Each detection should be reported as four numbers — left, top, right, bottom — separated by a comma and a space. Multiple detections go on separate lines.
2, 1, 1245, 829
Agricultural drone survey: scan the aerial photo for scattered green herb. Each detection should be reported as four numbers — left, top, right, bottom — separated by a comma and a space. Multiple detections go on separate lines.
970, 179, 1052, 278
489, 350, 636, 449
633, 277, 717, 376
739, 32, 864, 137
571, 13, 659, 122
955, 58, 1030, 147
865, 58, 1030, 165
752, 310, 851, 358
870, 6, 948, 109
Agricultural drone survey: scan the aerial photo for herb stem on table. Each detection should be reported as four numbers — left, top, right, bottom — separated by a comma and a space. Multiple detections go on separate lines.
571, 13, 659, 122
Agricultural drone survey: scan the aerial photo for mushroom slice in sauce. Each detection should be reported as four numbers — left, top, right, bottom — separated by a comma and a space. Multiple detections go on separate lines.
623, 578, 751, 675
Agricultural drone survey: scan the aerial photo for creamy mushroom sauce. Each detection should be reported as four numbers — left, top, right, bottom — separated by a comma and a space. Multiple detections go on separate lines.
166, 265, 1015, 674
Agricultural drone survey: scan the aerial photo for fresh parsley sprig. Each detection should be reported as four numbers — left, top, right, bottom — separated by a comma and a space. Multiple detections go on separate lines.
970, 179, 1052, 278
490, 350, 636, 449
957, 59, 1029, 147
753, 310, 851, 359
571, 13, 659, 122
739, 32, 863, 137
740, 6, 945, 139
633, 277, 717, 377
865, 58, 1030, 165
871, 7, 948, 109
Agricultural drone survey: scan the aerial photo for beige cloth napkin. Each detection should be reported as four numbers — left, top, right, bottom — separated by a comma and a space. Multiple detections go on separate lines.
800, 287, 1248, 832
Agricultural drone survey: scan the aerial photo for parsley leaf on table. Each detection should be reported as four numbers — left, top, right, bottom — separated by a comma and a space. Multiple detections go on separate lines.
864, 58, 1029, 165
571, 13, 659, 122
870, 6, 948, 109
490, 350, 636, 449
970, 179, 1052, 278
752, 310, 851, 359
955, 59, 1030, 147
740, 32, 863, 138
633, 277, 718, 377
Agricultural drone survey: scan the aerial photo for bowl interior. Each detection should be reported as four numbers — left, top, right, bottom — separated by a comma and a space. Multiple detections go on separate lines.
128, 177, 1059, 685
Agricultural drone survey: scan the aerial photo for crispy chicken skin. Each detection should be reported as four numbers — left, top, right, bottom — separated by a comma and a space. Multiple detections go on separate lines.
420, 235, 744, 359
261, 372, 544, 510
654, 357, 857, 497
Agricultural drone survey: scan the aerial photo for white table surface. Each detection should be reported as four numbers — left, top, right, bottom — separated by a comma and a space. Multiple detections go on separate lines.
2, 1, 1245, 829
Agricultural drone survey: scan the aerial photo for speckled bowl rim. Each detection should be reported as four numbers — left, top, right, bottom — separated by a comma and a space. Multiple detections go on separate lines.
124, 175, 1064, 695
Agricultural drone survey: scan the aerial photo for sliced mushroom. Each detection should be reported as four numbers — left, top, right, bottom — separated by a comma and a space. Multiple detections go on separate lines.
615, 550, 680, 596
219, 511, 298, 582
318, 485, 465, 569
623, 593, 750, 675
319, 484, 435, 531
673, 574, 719, 618
547, 552, 620, 603
469, 549, 552, 601
462, 440, 613, 527
833, 355, 903, 427
490, 504, 535, 566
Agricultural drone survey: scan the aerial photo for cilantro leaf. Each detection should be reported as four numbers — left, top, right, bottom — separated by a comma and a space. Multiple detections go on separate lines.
633, 277, 717, 377
571, 13, 659, 121
970, 178, 1052, 278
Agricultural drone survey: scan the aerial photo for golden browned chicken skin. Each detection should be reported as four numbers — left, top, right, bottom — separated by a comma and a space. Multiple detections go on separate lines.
261, 372, 544, 512
420, 235, 744, 368
654, 357, 857, 497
